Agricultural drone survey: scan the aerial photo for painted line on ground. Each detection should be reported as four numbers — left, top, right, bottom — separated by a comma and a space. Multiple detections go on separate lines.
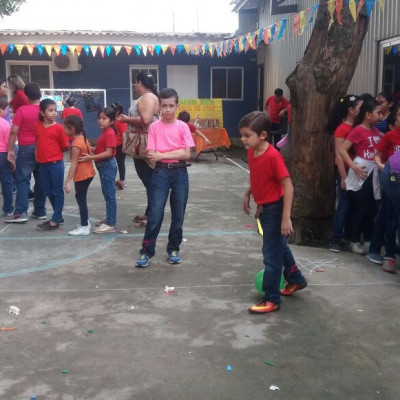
0, 281, 398, 292
224, 157, 249, 174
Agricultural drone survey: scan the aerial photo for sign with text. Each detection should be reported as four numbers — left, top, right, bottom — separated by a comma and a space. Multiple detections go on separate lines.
178, 99, 224, 128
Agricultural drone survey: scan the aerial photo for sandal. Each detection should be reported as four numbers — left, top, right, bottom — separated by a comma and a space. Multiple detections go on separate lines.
133, 215, 146, 223
134, 219, 147, 228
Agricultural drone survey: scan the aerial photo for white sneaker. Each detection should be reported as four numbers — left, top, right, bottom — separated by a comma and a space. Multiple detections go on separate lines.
123, 180, 128, 187
68, 225, 90, 236
350, 242, 367, 255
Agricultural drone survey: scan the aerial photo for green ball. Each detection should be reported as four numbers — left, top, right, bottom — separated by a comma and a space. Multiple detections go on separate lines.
254, 269, 285, 295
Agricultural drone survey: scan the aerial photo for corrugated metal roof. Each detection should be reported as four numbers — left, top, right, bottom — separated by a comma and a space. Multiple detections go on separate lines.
0, 29, 231, 45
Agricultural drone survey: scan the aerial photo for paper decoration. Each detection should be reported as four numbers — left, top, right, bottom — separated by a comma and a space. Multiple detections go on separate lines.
155, 45, 162, 55
147, 45, 154, 56
161, 44, 168, 54
277, 18, 286, 40
365, 0, 376, 16
142, 46, 147, 56
328, 0, 335, 29
299, 11, 307, 34
0, 44, 7, 55
82, 45, 90, 56
349, 0, 357, 21
98, 46, 105, 57
44, 45, 53, 57
8, 44, 14, 54
105, 45, 112, 56
357, 0, 365, 15
68, 45, 76, 55
134, 45, 141, 55
90, 46, 97, 57
336, 0, 344, 25
75, 45, 83, 56
15, 44, 24, 55
53, 45, 61, 56
26, 45, 34, 55
60, 45, 68, 55
293, 13, 300, 35
379, 0, 384, 11
124, 45, 132, 55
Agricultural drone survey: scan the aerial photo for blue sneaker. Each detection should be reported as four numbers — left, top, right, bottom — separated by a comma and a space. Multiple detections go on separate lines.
366, 253, 383, 265
135, 254, 151, 268
168, 251, 181, 264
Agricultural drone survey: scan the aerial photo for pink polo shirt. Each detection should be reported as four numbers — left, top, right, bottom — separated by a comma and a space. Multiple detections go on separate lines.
147, 119, 194, 162
0, 116, 11, 152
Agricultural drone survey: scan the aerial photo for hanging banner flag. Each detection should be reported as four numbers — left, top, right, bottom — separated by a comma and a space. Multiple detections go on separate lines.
184, 44, 190, 54
142, 46, 147, 56
37, 44, 44, 55
90, 46, 97, 57
336, 0, 344, 25
98, 46, 105, 57
270, 24, 276, 42
105, 45, 112, 56
26, 45, 34, 55
147, 45, 154, 56
15, 44, 24, 55
378, 0, 384, 11
155, 45, 162, 55
82, 45, 90, 56
75, 45, 83, 56
68, 45, 76, 55
357, 0, 365, 15
124, 45, 132, 55
0, 44, 7, 55
263, 28, 270, 45
169, 45, 176, 55
8, 44, 15, 54
60, 45, 67, 55
327, 0, 335, 29
113, 45, 121, 56
293, 13, 300, 35
134, 45, 141, 55
44, 45, 52, 57
349, 0, 357, 21
393, 46, 398, 55
161, 44, 168, 54
53, 45, 61, 56
365, 0, 376, 16
277, 18, 287, 39
176, 44, 184, 54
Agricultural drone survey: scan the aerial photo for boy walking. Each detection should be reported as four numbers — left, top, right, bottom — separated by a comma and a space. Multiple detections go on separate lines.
239, 111, 307, 313
135, 88, 194, 267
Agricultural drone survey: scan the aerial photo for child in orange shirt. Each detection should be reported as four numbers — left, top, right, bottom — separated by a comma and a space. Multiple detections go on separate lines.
64, 115, 96, 236
35, 99, 69, 231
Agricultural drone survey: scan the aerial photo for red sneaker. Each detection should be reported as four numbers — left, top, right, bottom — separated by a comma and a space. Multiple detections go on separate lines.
248, 301, 280, 314
280, 282, 307, 296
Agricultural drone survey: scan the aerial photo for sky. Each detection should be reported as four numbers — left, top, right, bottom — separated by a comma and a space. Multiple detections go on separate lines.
0, 0, 238, 33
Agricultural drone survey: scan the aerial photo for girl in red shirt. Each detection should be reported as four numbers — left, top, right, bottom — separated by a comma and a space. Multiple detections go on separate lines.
64, 115, 96, 236
326, 95, 362, 252
7, 74, 29, 115
340, 98, 382, 255
35, 99, 69, 231
78, 107, 117, 234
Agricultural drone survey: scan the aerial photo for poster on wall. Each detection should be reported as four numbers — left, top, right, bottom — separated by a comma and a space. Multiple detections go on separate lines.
178, 99, 223, 129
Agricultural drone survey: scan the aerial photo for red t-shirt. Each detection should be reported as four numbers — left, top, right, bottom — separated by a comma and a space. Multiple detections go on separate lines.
265, 96, 289, 124
95, 127, 116, 158
12, 104, 39, 146
36, 122, 69, 163
346, 125, 381, 161
248, 144, 289, 205
114, 120, 127, 146
61, 107, 83, 120
375, 129, 400, 161
10, 90, 29, 114
334, 122, 352, 139
186, 122, 197, 133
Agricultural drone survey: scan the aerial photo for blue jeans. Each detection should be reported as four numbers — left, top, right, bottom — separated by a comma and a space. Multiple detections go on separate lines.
0, 152, 13, 214
373, 163, 400, 258
134, 158, 153, 216
140, 166, 189, 258
96, 158, 117, 226
40, 161, 65, 223
14, 145, 46, 216
260, 199, 306, 305
331, 169, 352, 242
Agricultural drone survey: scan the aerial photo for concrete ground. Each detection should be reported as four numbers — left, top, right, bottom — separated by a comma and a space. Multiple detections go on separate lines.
1, 152, 400, 400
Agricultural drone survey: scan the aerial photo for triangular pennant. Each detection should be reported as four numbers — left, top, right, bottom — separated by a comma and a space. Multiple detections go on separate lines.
238, 36, 244, 52
336, 0, 344, 25
60, 45, 68, 55
53, 45, 61, 56
176, 44, 184, 54
74, 45, 82, 56
299, 10, 307, 34
365, 0, 376, 16
0, 44, 8, 55
26, 45, 34, 55
125, 45, 132, 55
305, 16, 314, 31
133, 45, 141, 55
98, 46, 105, 58
142, 46, 147, 56
90, 46, 97, 57
44, 45, 53, 57
270, 24, 276, 41
349, 0, 357, 21
263, 29, 269, 45
15, 44, 24, 55
82, 45, 90, 56
147, 45, 154, 56
161, 45, 168, 54
68, 45, 76, 55
357, 0, 365, 16
8, 44, 15, 54
379, 0, 384, 11
277, 18, 287, 40
393, 46, 398, 55
327, 0, 335, 30
169, 45, 176, 55
293, 14, 300, 35
155, 45, 162, 55
105, 45, 113, 56
244, 40, 250, 53
184, 44, 190, 54
229, 39, 234, 54
114, 45, 121, 56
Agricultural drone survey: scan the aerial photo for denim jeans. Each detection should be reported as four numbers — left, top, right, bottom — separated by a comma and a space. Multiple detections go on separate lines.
140, 166, 189, 258
331, 169, 352, 242
0, 152, 13, 214
134, 158, 153, 216
14, 145, 46, 216
260, 199, 306, 305
40, 161, 65, 223
96, 158, 117, 226
372, 163, 400, 258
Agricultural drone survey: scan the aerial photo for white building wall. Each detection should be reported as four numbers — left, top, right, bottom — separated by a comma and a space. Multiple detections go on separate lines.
258, 0, 400, 100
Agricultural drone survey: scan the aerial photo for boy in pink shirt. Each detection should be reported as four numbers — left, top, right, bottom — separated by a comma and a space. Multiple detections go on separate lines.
0, 97, 13, 216
136, 88, 194, 267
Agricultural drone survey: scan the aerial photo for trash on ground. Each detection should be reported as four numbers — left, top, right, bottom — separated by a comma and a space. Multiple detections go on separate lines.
245, 224, 253, 228
31, 396, 37, 400
130, 306, 135, 310
269, 385, 280, 391
61, 369, 70, 374
163, 285, 175, 294
264, 361, 275, 366
183, 238, 187, 242
8, 306, 20, 315
1, 327, 18, 331
358, 310, 364, 312
88, 329, 95, 333
163, 320, 171, 325
226, 365, 232, 372
314, 268, 325, 273
120, 230, 128, 234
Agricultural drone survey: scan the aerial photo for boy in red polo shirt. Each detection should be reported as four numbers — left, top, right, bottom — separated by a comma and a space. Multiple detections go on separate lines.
240, 111, 307, 314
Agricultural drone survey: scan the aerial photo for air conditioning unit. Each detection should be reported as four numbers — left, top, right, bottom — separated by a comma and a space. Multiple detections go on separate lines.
52, 52, 80, 72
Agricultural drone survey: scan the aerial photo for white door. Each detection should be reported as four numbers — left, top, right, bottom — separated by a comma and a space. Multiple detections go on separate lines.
167, 65, 198, 99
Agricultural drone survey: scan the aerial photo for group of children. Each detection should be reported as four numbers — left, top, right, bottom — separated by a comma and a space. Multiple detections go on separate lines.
328, 92, 400, 274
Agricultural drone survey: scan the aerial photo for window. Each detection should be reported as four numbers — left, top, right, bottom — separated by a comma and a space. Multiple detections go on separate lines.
211, 67, 243, 100
6, 61, 53, 89
130, 65, 159, 102
382, 65, 395, 95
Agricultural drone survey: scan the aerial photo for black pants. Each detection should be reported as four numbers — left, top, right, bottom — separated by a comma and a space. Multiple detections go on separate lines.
350, 173, 377, 243
115, 144, 126, 181
75, 177, 93, 226
133, 158, 153, 216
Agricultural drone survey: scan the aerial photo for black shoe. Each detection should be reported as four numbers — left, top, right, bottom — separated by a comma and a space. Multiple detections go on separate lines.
28, 190, 35, 201
59, 218, 64, 224
36, 221, 59, 231
329, 241, 341, 253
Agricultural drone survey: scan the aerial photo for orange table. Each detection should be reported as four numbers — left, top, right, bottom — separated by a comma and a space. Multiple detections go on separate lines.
193, 128, 231, 160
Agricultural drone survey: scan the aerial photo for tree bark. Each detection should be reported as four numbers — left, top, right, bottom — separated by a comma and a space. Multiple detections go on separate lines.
286, 2, 369, 244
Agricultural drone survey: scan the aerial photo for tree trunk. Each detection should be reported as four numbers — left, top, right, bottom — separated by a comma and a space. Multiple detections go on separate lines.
286, 2, 369, 244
